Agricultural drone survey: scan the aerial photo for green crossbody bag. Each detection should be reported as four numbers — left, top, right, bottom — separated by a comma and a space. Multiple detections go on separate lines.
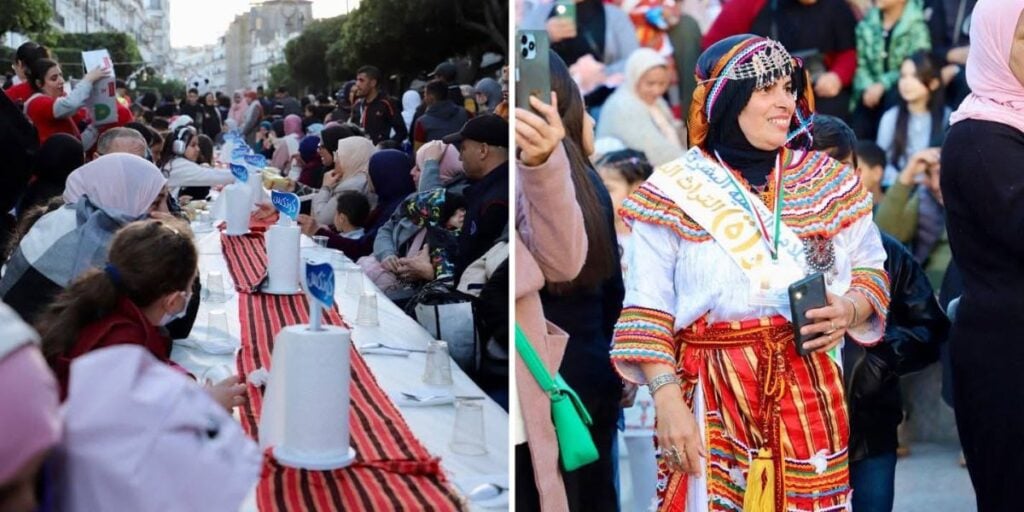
515, 324, 599, 471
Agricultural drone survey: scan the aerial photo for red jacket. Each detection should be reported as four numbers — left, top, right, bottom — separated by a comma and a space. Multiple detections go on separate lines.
50, 296, 177, 400
25, 93, 83, 144
3, 81, 34, 104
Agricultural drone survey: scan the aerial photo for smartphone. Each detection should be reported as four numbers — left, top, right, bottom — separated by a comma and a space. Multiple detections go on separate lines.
788, 272, 828, 356
515, 30, 551, 114
553, 0, 577, 30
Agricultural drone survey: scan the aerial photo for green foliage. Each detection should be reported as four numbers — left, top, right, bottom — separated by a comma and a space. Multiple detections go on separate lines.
0, 0, 53, 38
283, 15, 346, 93
267, 62, 297, 95
280, 0, 507, 93
51, 32, 144, 80
134, 74, 187, 99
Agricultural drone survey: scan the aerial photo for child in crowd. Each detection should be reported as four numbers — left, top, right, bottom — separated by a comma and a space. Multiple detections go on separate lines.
876, 50, 948, 187
855, 140, 888, 206
595, 149, 654, 240
852, 0, 931, 140
35, 219, 245, 409
333, 190, 371, 239
158, 125, 234, 198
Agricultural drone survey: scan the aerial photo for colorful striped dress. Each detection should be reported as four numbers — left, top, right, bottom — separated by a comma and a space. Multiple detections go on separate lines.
611, 148, 890, 512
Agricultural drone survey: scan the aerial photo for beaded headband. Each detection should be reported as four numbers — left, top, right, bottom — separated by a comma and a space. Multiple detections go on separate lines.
702, 38, 796, 119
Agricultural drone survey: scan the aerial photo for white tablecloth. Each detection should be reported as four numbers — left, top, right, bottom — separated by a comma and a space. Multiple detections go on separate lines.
171, 229, 508, 511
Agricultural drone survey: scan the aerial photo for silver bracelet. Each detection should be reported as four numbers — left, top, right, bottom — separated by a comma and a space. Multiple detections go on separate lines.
647, 372, 681, 397
841, 294, 860, 326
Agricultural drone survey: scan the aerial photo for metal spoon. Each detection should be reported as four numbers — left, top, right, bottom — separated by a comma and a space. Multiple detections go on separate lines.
359, 342, 427, 353
468, 482, 507, 502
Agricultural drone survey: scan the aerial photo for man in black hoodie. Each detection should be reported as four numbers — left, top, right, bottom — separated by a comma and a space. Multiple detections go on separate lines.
412, 80, 470, 150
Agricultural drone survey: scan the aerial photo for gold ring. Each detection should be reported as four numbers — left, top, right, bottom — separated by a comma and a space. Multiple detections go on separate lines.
830, 320, 836, 331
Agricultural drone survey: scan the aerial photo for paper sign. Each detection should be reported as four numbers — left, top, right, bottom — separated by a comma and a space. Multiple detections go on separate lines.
81, 49, 116, 125
244, 154, 267, 168
230, 163, 249, 182
305, 261, 335, 309
271, 191, 300, 220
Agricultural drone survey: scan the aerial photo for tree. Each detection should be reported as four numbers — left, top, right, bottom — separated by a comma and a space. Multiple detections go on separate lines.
51, 32, 144, 80
134, 74, 187, 100
267, 62, 297, 95
454, 0, 507, 56
283, 15, 346, 93
0, 0, 52, 38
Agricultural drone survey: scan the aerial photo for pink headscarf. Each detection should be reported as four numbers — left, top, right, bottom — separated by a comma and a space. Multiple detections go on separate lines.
949, 1, 1024, 133
63, 154, 167, 217
56, 345, 261, 511
284, 114, 303, 137
0, 300, 60, 484
229, 89, 249, 126
415, 143, 465, 185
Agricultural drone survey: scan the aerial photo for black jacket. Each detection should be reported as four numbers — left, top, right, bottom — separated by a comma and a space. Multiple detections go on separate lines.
454, 161, 508, 282
843, 231, 948, 462
349, 94, 407, 145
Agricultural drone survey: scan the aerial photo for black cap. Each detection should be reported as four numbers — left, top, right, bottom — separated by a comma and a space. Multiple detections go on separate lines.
443, 115, 508, 147
429, 62, 458, 82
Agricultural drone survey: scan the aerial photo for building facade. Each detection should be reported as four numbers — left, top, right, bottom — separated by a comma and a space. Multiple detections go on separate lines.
48, 0, 173, 72
222, 0, 313, 91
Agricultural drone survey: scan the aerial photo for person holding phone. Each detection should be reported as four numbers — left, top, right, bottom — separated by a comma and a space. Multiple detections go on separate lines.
610, 34, 889, 511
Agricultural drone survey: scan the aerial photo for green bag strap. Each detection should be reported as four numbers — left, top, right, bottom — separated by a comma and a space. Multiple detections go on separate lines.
515, 323, 594, 426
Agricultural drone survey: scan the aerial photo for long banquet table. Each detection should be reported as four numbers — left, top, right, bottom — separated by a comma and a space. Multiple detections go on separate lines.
170, 226, 509, 511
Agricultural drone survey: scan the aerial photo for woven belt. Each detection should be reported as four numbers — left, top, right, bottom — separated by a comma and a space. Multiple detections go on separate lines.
679, 314, 794, 510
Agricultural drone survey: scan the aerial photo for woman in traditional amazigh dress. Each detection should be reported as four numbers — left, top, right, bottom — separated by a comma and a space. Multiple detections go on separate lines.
611, 34, 890, 512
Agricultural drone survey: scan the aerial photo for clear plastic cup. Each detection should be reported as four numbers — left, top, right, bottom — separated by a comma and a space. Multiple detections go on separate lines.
422, 340, 454, 387
356, 291, 379, 326
207, 309, 231, 344
449, 398, 487, 455
345, 266, 364, 295
206, 271, 227, 303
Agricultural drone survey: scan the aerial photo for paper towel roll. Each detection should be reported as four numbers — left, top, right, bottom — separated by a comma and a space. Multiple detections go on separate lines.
265, 224, 301, 294
223, 183, 251, 236
259, 325, 356, 470
247, 169, 266, 211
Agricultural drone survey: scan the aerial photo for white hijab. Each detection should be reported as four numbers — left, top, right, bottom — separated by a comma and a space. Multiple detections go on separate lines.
623, 48, 681, 148
62, 154, 167, 217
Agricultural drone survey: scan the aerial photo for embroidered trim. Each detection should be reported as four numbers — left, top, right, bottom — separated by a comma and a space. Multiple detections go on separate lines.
622, 151, 873, 245
850, 267, 891, 322
612, 307, 677, 379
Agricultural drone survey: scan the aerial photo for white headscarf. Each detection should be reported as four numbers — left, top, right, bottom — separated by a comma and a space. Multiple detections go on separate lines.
401, 89, 422, 131
623, 47, 669, 101
63, 154, 167, 217
56, 345, 261, 512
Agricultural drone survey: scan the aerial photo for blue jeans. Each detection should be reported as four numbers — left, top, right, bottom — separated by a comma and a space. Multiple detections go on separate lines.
850, 452, 897, 512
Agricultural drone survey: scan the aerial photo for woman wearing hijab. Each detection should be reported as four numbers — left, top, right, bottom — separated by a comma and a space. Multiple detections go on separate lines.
0, 301, 60, 512
0, 154, 168, 325
299, 149, 416, 260
310, 135, 376, 226
939, 3, 1024, 510
18, 134, 84, 216
296, 135, 324, 188
241, 90, 265, 146
473, 78, 503, 115
596, 47, 685, 166
401, 89, 422, 132
271, 114, 304, 177
228, 90, 248, 127
610, 35, 888, 511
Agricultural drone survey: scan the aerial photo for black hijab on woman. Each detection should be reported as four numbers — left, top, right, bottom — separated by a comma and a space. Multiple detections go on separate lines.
697, 35, 800, 188
20, 134, 85, 214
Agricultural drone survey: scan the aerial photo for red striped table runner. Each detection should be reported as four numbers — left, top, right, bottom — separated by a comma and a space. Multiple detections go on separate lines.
220, 233, 464, 511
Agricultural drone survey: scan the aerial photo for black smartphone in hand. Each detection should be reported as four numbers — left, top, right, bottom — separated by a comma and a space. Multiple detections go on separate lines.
788, 272, 828, 356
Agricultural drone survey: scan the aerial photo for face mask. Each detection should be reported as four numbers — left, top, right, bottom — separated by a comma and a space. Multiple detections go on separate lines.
159, 291, 193, 326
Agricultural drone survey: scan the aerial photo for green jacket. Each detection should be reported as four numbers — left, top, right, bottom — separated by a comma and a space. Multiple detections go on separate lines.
874, 181, 950, 289
852, 2, 931, 109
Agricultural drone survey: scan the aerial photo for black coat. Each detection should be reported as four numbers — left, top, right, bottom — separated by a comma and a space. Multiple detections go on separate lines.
843, 231, 948, 462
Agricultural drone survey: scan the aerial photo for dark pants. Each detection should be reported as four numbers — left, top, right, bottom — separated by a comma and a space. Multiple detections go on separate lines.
515, 398, 621, 512
850, 452, 897, 512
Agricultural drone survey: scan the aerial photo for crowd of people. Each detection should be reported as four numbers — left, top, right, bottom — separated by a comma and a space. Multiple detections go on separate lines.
516, 0, 1020, 511
0, 36, 510, 511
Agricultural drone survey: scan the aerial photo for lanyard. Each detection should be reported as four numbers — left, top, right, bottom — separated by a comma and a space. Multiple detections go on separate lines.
715, 152, 785, 262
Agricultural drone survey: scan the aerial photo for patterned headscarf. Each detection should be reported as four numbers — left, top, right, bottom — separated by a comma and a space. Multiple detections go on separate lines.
688, 34, 815, 150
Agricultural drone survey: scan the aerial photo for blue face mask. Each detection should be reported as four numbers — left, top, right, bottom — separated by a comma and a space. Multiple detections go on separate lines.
159, 291, 193, 326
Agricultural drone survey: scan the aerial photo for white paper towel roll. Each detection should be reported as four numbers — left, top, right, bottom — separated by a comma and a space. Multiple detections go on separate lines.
259, 325, 356, 470
223, 183, 251, 236
265, 224, 301, 294
247, 169, 266, 211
